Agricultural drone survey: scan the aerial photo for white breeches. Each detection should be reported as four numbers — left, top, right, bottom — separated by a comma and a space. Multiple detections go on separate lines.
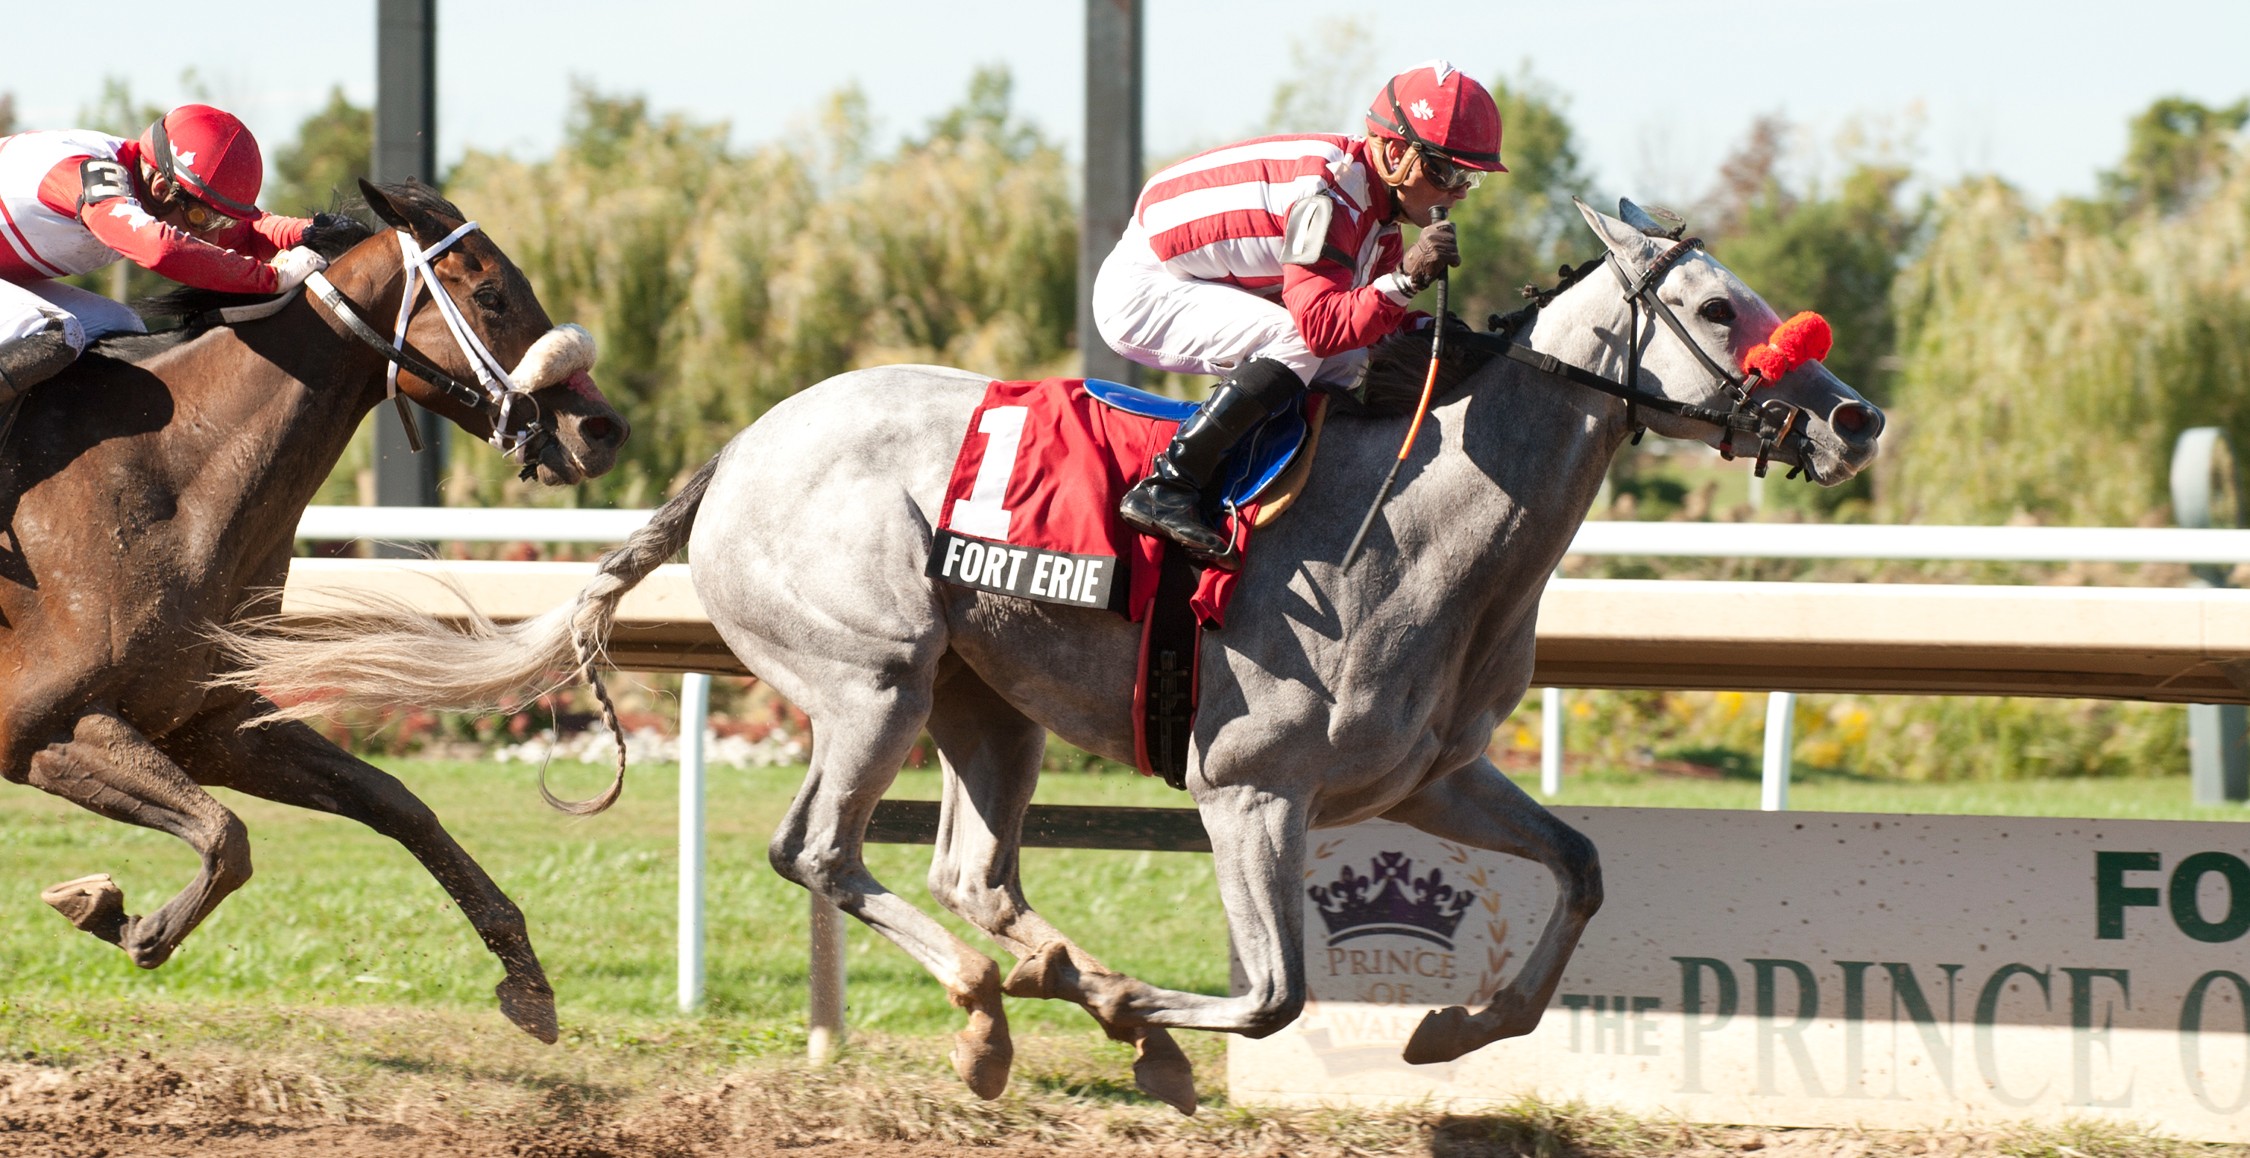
1091, 226, 1364, 388
0, 277, 146, 351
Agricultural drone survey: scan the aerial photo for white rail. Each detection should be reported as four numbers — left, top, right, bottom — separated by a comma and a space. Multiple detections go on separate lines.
297, 506, 2250, 565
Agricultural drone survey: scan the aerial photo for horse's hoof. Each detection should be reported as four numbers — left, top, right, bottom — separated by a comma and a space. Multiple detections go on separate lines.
497, 975, 560, 1044
950, 1023, 1013, 1100
41, 874, 128, 946
1001, 941, 1069, 1000
1132, 1029, 1198, 1115
1403, 1005, 1474, 1065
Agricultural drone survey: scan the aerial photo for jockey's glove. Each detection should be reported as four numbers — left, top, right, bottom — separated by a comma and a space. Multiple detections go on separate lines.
268, 246, 329, 293
1400, 220, 1459, 295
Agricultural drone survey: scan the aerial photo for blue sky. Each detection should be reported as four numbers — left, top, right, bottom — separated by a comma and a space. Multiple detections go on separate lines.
8, 1, 2247, 207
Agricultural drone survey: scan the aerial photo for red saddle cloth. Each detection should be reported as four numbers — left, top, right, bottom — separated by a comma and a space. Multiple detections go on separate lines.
929, 378, 1251, 624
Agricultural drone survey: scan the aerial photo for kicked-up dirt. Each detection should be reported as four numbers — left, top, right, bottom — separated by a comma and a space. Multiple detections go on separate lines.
0, 1004, 2209, 1158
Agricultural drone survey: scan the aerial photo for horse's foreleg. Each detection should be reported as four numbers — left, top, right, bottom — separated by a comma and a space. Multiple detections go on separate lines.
26, 708, 251, 969
771, 689, 1015, 1099
168, 706, 557, 1043
921, 672, 1197, 1113
1380, 755, 1603, 1064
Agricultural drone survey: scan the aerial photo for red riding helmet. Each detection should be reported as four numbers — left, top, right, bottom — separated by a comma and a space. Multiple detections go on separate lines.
1365, 60, 1506, 173
139, 104, 266, 221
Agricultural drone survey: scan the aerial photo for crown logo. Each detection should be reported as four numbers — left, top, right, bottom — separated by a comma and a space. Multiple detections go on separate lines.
1308, 851, 1475, 948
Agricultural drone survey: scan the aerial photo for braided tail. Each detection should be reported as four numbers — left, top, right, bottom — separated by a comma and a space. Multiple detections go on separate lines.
217, 455, 721, 815
538, 457, 719, 814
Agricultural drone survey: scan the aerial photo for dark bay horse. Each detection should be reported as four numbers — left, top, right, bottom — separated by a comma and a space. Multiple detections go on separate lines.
231, 200, 1881, 1105
1, 180, 628, 1041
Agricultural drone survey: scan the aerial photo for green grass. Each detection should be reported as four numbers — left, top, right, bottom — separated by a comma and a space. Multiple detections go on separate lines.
4, 757, 2241, 1049
0, 758, 1229, 1042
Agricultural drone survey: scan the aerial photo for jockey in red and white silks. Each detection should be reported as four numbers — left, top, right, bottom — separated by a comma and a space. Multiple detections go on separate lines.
1096, 60, 1508, 563
1096, 133, 1414, 389
0, 104, 325, 405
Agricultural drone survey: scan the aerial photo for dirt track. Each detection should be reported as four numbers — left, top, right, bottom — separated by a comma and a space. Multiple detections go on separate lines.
0, 1009, 2206, 1158
0, 1053, 2177, 1158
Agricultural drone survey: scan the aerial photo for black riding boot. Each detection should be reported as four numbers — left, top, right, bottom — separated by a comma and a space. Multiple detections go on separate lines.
0, 321, 75, 409
1119, 357, 1305, 562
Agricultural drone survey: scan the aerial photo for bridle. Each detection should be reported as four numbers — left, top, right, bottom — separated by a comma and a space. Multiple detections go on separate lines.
1466, 238, 1816, 480
301, 222, 558, 480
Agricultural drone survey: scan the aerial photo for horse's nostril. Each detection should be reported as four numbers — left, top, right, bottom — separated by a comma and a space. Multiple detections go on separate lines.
1830, 401, 1884, 443
579, 416, 620, 447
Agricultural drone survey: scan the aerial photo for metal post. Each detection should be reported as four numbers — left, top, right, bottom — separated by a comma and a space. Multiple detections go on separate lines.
1080, 0, 1141, 386
807, 895, 848, 1062
2172, 427, 2248, 805
1761, 692, 1795, 811
371, 0, 444, 529
676, 672, 710, 1012
1540, 687, 1564, 798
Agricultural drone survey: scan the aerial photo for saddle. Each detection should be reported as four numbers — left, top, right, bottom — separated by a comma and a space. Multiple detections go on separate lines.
1079, 377, 1323, 524
926, 377, 1329, 789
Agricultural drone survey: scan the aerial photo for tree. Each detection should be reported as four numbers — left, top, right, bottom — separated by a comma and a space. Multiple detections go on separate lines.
75, 77, 163, 138
1886, 128, 2250, 526
2100, 96, 2250, 219
1698, 115, 1795, 238
434, 70, 1076, 507
1259, 19, 1381, 136
1443, 69, 1595, 326
267, 87, 371, 216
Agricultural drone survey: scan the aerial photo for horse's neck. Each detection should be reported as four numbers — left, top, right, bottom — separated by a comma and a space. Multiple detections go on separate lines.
163, 250, 402, 556
1450, 274, 1637, 574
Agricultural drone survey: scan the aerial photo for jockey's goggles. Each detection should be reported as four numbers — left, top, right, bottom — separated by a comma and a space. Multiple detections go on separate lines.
1416, 148, 1484, 192
172, 193, 236, 233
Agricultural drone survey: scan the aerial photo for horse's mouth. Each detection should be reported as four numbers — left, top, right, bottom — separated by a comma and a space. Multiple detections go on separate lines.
529, 441, 587, 486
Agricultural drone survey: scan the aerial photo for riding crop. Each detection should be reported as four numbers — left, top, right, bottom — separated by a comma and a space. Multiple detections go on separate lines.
1342, 205, 1448, 568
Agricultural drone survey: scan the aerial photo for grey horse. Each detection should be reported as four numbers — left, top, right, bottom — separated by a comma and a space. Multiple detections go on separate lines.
229, 200, 1882, 1112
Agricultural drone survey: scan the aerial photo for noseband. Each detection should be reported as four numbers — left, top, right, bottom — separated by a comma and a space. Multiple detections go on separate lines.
1470, 239, 1815, 480
302, 222, 559, 481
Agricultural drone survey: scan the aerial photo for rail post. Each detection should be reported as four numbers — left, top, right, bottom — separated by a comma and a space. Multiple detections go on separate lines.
1540, 687, 1564, 797
807, 896, 848, 1062
1761, 692, 1796, 811
2173, 428, 2248, 805
676, 672, 710, 1011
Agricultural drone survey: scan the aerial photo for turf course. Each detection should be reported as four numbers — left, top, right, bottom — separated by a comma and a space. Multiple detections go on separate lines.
1, 757, 2241, 1044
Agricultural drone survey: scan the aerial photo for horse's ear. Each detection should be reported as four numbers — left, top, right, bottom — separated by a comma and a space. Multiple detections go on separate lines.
1618, 198, 1687, 240
359, 179, 415, 233
1576, 198, 1654, 261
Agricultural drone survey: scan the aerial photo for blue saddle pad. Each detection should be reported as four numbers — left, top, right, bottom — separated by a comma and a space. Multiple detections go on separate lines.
1082, 378, 1307, 511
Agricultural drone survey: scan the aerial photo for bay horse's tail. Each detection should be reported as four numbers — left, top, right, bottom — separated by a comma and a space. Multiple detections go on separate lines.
221, 455, 720, 815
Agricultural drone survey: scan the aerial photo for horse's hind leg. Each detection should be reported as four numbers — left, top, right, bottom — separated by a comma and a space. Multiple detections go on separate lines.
1379, 754, 1603, 1064
769, 682, 1017, 1098
24, 708, 252, 969
164, 703, 559, 1043
987, 779, 1314, 1038
921, 666, 1199, 1114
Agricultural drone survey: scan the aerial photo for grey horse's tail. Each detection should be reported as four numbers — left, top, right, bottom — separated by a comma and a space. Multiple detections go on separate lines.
219, 455, 720, 815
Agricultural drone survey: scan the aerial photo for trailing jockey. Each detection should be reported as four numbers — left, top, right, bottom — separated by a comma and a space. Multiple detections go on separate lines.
1093, 60, 1506, 562
0, 104, 327, 408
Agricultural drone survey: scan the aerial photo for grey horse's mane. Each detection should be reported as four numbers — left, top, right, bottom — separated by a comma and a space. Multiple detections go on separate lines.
1348, 255, 1605, 417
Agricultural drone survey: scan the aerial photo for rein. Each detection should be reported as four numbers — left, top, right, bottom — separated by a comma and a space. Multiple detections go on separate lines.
302, 222, 555, 480
1461, 240, 1815, 480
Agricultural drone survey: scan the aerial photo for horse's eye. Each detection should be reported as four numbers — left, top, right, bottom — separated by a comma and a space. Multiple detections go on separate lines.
1698, 299, 1735, 325
472, 285, 508, 316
